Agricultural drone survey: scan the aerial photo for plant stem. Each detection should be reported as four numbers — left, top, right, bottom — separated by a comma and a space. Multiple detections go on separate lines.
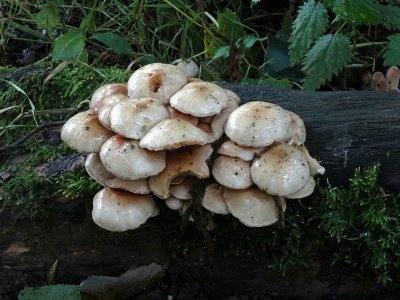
355, 42, 388, 48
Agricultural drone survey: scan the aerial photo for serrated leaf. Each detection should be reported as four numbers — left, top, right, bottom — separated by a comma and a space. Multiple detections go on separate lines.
52, 29, 85, 61
241, 36, 258, 48
383, 34, 400, 66
378, 5, 400, 31
328, 0, 380, 25
34, 4, 60, 31
91, 32, 133, 54
302, 34, 352, 90
213, 46, 230, 59
289, 0, 328, 66
18, 285, 80, 300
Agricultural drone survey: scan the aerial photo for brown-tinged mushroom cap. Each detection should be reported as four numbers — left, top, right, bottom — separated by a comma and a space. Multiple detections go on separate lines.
376, 78, 390, 92
170, 81, 229, 117
100, 135, 166, 180
202, 183, 229, 215
106, 177, 150, 194
169, 177, 194, 200
85, 153, 114, 186
98, 93, 128, 130
251, 143, 310, 196
196, 122, 218, 143
225, 101, 291, 147
371, 72, 385, 91
149, 144, 213, 199
61, 110, 114, 152
139, 119, 210, 151
109, 97, 169, 139
90, 83, 128, 111
167, 106, 198, 126
286, 176, 316, 199
127, 63, 187, 104
218, 140, 264, 161
173, 59, 199, 78
224, 187, 279, 227
212, 155, 253, 189
92, 187, 155, 232
297, 145, 325, 175
386, 66, 400, 90
282, 111, 306, 146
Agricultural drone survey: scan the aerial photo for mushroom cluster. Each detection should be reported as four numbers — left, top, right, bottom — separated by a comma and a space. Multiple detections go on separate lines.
61, 61, 324, 231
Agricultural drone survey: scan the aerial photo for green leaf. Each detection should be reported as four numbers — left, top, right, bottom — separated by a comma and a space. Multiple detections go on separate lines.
383, 34, 400, 66
34, 4, 60, 31
289, 0, 328, 66
213, 46, 230, 59
378, 5, 400, 31
79, 13, 95, 33
18, 285, 80, 300
327, 0, 380, 25
302, 34, 352, 90
240, 36, 258, 49
52, 29, 85, 62
91, 32, 133, 54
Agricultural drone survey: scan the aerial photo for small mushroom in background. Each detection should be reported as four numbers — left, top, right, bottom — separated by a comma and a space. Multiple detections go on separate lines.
61, 110, 114, 153
165, 196, 185, 211
90, 83, 128, 111
361, 71, 372, 90
202, 183, 229, 215
371, 72, 385, 91
385, 66, 400, 93
97, 93, 129, 130
172, 59, 199, 78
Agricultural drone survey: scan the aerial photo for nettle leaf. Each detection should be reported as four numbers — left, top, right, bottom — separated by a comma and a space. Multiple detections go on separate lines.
383, 34, 400, 66
302, 34, 352, 91
52, 29, 85, 61
289, 0, 328, 66
328, 0, 380, 25
34, 4, 60, 31
91, 32, 133, 55
378, 5, 400, 31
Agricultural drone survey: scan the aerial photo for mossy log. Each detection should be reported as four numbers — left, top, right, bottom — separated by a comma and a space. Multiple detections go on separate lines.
1, 85, 400, 299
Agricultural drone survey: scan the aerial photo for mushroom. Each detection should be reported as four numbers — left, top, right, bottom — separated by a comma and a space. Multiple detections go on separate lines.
109, 97, 170, 139
100, 135, 166, 180
250, 143, 310, 196
385, 66, 400, 91
217, 140, 264, 161
286, 176, 316, 199
166, 106, 198, 126
139, 119, 210, 151
85, 153, 114, 186
169, 177, 194, 200
225, 101, 291, 147
371, 72, 386, 91
224, 187, 279, 227
170, 81, 229, 117
61, 110, 114, 153
210, 107, 236, 140
149, 144, 213, 199
202, 183, 229, 215
224, 89, 240, 108
282, 111, 306, 146
98, 93, 128, 130
172, 59, 199, 78
92, 187, 156, 232
106, 177, 150, 194
90, 83, 128, 111
127, 63, 187, 104
165, 196, 184, 210
212, 155, 253, 189
297, 145, 325, 175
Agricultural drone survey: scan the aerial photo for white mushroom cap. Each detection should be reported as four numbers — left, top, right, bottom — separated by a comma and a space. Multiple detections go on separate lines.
282, 111, 306, 146
109, 97, 170, 139
85, 153, 114, 186
218, 140, 264, 161
202, 183, 229, 215
250, 143, 310, 196
61, 110, 114, 152
149, 144, 213, 199
165, 196, 184, 210
224, 187, 279, 227
170, 81, 229, 117
127, 63, 187, 104
225, 101, 291, 147
92, 187, 155, 232
139, 119, 210, 151
224, 89, 240, 108
100, 135, 166, 180
286, 176, 316, 199
173, 59, 199, 78
106, 177, 150, 194
297, 145, 325, 175
98, 93, 128, 130
169, 178, 194, 200
166, 106, 198, 126
212, 155, 253, 189
210, 107, 236, 140
151, 205, 160, 217
90, 83, 128, 111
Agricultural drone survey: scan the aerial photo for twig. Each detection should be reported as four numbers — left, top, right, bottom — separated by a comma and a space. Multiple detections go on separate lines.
0, 121, 65, 155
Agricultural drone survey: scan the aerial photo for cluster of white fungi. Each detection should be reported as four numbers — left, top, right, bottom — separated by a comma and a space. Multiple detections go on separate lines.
61, 60, 325, 232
